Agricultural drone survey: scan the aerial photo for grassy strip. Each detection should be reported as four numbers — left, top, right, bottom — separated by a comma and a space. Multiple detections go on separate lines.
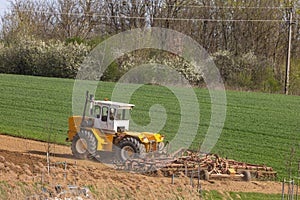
202, 190, 282, 200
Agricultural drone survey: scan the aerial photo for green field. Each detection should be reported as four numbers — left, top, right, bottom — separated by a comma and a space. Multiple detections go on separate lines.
0, 73, 300, 181
202, 191, 282, 200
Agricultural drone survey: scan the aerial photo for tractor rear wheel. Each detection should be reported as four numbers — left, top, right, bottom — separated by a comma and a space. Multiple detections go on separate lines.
117, 137, 146, 162
71, 130, 97, 160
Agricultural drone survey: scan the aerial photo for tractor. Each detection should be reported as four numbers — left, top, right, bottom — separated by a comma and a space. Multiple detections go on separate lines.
66, 91, 165, 161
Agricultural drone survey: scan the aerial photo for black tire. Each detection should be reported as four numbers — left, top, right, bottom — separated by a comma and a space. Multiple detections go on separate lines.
71, 129, 97, 160
200, 169, 209, 181
241, 170, 251, 182
117, 137, 146, 162
157, 142, 165, 154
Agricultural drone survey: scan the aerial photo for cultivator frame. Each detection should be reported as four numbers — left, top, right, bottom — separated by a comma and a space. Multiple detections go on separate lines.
114, 149, 276, 181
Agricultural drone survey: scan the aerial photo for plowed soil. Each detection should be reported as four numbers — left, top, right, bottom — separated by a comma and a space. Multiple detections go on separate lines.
0, 134, 283, 199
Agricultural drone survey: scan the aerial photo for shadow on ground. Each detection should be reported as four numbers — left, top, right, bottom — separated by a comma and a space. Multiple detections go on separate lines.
27, 150, 117, 164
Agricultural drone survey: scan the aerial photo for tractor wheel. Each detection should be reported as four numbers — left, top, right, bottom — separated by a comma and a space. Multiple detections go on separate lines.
241, 170, 251, 182
157, 142, 165, 154
71, 130, 97, 160
200, 169, 209, 181
117, 137, 146, 162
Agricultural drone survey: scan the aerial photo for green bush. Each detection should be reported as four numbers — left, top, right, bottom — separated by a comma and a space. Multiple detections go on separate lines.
117, 49, 202, 85
212, 50, 235, 82
261, 67, 282, 93
101, 61, 124, 82
212, 50, 282, 92
289, 60, 300, 95
230, 72, 253, 89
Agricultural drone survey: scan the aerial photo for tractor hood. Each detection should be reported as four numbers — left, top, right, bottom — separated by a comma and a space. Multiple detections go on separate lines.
124, 131, 164, 143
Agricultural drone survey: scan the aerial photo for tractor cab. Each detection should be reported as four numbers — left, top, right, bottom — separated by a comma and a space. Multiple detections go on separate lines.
92, 100, 134, 133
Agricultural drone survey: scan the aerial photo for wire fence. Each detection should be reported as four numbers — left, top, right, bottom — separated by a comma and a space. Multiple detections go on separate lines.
282, 160, 300, 200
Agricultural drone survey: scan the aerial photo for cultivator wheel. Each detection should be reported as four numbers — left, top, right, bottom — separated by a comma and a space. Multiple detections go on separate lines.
200, 170, 209, 181
241, 170, 251, 182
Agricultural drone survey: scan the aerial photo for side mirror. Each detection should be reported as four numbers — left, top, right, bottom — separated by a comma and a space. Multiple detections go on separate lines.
89, 94, 94, 101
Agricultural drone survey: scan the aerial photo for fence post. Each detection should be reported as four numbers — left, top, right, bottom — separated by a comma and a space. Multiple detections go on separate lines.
74, 161, 77, 185
172, 174, 175, 185
282, 178, 285, 200
296, 177, 299, 200
288, 179, 291, 200
64, 161, 67, 183
197, 164, 202, 198
185, 162, 188, 177
190, 171, 194, 188
296, 161, 300, 200
292, 179, 295, 200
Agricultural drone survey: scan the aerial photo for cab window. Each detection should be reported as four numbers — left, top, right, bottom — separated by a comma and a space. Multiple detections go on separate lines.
101, 106, 108, 121
109, 108, 116, 120
116, 109, 130, 120
94, 106, 100, 118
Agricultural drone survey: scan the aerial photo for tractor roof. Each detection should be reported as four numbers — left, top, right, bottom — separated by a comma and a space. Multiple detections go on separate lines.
93, 100, 135, 109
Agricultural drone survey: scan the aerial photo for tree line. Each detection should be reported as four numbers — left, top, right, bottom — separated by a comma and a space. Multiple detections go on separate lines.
0, 0, 300, 94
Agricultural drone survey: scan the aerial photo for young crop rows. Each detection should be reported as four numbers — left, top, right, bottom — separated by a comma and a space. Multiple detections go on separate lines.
0, 74, 300, 179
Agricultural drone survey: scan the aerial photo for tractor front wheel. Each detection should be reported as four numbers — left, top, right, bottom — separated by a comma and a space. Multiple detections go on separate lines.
117, 137, 146, 162
71, 130, 97, 160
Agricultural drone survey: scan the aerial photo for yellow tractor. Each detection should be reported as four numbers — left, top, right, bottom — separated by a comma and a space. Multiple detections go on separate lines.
66, 92, 165, 161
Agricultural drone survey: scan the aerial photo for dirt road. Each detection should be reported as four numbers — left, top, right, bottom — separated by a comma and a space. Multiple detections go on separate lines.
0, 134, 283, 199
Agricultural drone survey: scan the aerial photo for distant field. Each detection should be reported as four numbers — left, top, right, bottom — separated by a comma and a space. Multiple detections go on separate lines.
0, 73, 300, 180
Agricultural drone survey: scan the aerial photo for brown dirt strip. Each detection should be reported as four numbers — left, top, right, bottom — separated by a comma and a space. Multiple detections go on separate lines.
0, 134, 284, 197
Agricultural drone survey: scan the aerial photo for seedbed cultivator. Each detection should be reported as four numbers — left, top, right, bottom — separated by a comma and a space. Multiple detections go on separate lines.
114, 149, 277, 181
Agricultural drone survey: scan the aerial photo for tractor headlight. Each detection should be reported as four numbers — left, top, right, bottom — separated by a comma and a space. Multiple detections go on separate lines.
142, 137, 149, 143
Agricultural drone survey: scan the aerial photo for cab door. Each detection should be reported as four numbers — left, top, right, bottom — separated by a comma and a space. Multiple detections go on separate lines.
99, 106, 109, 130
107, 108, 116, 130
93, 105, 101, 129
